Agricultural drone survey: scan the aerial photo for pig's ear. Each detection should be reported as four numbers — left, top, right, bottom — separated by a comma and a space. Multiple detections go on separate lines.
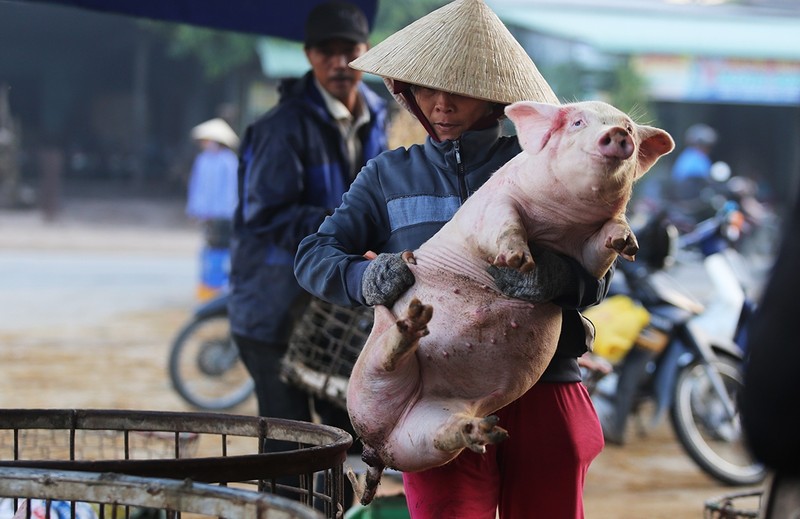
636, 125, 675, 177
505, 101, 561, 152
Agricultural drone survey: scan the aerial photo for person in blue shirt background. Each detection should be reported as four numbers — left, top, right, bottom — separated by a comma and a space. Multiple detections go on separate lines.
185, 117, 239, 300
671, 123, 718, 187
667, 123, 720, 225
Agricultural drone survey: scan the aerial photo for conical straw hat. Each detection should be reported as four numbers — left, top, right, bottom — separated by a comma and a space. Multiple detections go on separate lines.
191, 118, 240, 150
350, 0, 558, 105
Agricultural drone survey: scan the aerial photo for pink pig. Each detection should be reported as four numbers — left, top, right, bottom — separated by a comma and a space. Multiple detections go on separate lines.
347, 100, 674, 504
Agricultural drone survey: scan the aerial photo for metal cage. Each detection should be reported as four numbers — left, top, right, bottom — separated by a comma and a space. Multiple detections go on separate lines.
0, 409, 351, 519
0, 467, 323, 519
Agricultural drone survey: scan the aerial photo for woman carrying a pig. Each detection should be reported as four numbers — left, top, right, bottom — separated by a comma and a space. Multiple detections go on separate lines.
294, 1, 609, 518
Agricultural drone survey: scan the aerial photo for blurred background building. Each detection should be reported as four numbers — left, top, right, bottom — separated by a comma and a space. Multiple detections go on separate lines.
0, 0, 797, 218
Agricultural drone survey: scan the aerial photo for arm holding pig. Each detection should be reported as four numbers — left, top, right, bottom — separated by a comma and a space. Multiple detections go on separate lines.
295, 161, 414, 307
492, 250, 613, 369
489, 243, 614, 368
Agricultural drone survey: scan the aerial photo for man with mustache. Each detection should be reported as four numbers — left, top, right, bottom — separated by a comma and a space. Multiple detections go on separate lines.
228, 0, 388, 445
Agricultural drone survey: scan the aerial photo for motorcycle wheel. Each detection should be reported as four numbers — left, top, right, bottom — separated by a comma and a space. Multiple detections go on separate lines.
670, 354, 766, 486
168, 313, 254, 410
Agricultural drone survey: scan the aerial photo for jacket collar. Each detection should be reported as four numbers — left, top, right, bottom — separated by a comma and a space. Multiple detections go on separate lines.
423, 123, 503, 171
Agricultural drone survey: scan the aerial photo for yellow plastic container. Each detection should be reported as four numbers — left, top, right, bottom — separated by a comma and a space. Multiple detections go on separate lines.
583, 295, 650, 363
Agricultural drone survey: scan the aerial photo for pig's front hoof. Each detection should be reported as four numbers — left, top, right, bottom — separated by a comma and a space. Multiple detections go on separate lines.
606, 232, 639, 261
495, 228, 534, 271
493, 250, 535, 272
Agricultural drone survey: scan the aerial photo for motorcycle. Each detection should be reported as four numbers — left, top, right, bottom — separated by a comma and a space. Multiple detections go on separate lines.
168, 292, 255, 410
585, 203, 766, 486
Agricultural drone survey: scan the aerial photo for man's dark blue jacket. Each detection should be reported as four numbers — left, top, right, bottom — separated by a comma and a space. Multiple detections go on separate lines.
229, 71, 388, 342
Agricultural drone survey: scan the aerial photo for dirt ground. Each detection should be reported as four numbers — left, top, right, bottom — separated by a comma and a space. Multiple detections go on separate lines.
0, 197, 765, 518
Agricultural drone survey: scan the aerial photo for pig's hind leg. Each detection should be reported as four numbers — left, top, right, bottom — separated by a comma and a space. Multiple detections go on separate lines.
347, 299, 431, 452
381, 297, 432, 371
385, 406, 509, 471
433, 413, 509, 453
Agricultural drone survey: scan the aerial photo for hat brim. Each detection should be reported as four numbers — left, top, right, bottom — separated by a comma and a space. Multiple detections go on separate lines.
349, 0, 558, 105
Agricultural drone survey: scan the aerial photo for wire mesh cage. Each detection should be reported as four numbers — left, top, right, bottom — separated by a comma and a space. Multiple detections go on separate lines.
281, 299, 373, 409
0, 409, 351, 519
703, 490, 762, 519
0, 467, 323, 519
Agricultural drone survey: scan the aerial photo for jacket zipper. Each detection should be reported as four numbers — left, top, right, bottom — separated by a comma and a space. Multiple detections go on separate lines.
454, 139, 467, 203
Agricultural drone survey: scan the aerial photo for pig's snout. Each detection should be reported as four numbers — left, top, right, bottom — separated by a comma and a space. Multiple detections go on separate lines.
598, 127, 634, 160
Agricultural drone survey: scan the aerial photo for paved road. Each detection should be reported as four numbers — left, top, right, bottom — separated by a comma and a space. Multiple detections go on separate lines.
1, 199, 201, 330
1, 249, 197, 329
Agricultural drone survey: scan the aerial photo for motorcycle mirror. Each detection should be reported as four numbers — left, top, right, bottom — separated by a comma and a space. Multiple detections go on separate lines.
710, 161, 732, 182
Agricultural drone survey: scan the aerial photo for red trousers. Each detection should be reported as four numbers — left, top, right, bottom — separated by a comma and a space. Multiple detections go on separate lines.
402, 382, 603, 519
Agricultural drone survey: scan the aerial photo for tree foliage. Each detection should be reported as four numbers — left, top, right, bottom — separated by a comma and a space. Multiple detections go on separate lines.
545, 57, 656, 125
139, 1, 452, 79
140, 21, 259, 79
166, 26, 259, 79
607, 58, 654, 124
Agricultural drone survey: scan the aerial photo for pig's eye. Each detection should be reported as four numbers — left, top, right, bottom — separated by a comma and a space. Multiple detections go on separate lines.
572, 119, 584, 128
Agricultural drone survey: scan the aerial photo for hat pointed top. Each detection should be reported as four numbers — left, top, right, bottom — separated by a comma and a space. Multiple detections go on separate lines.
350, 0, 558, 105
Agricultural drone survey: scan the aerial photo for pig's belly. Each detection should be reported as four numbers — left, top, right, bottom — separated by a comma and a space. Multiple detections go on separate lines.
393, 263, 562, 410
